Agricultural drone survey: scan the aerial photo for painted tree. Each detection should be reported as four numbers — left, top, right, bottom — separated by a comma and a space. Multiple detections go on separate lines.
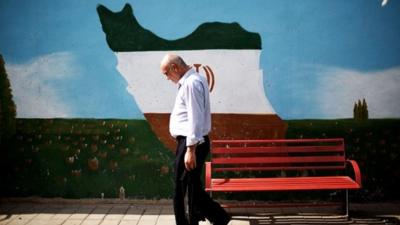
0, 54, 17, 143
362, 98, 369, 120
353, 103, 357, 120
353, 98, 369, 121
357, 99, 363, 120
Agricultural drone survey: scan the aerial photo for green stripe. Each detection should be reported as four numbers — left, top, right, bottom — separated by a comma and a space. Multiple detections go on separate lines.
97, 4, 261, 52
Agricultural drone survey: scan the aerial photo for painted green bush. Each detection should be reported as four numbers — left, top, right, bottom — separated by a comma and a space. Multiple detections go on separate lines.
0, 119, 174, 199
0, 118, 399, 201
285, 119, 400, 201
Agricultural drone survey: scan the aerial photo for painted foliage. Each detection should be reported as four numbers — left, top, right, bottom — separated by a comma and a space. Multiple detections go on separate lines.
1, 1, 399, 120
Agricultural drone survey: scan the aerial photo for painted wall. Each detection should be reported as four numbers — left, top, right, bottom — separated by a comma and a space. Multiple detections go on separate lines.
1, 0, 399, 120
1, 0, 400, 200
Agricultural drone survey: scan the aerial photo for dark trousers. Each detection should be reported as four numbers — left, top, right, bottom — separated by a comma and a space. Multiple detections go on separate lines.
174, 136, 229, 225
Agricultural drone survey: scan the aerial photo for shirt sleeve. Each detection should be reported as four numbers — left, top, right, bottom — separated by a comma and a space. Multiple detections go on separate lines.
184, 78, 206, 146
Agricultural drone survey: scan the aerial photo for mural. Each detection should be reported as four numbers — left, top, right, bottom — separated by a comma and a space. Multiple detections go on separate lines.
97, 4, 286, 150
0, 1, 400, 200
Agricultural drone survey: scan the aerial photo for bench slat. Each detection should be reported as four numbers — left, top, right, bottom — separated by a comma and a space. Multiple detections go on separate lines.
213, 165, 345, 172
213, 138, 344, 145
212, 145, 344, 154
212, 155, 345, 164
207, 176, 361, 192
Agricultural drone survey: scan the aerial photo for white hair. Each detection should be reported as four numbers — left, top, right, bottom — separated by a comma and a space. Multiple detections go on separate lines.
160, 53, 187, 67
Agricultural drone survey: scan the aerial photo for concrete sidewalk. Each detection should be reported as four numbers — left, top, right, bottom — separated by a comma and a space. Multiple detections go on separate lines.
0, 199, 399, 225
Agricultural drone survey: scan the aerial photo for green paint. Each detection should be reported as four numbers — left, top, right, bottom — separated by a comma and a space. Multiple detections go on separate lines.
0, 119, 174, 199
1, 118, 399, 200
97, 4, 261, 52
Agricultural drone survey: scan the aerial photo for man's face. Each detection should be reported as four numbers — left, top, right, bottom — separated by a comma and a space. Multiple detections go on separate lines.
161, 63, 181, 84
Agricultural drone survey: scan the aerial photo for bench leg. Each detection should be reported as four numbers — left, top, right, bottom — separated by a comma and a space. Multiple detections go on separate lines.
343, 189, 349, 218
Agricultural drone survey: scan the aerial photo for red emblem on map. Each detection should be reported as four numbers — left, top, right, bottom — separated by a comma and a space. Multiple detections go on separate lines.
193, 64, 215, 92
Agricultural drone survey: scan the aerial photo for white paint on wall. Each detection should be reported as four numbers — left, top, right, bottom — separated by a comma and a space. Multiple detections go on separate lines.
316, 66, 400, 118
116, 49, 276, 114
7, 52, 78, 118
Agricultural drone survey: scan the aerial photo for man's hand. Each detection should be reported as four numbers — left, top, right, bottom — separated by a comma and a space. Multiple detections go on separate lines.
184, 145, 197, 171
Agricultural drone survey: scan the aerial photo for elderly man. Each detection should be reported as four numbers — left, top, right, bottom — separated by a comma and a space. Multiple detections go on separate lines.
160, 53, 230, 225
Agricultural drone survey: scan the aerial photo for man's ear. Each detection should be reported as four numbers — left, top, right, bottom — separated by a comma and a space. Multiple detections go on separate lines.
171, 63, 178, 72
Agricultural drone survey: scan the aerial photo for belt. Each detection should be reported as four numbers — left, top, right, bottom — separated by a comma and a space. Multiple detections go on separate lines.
176, 135, 209, 141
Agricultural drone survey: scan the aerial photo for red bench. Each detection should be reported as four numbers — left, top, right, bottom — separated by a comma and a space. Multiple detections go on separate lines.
205, 138, 362, 216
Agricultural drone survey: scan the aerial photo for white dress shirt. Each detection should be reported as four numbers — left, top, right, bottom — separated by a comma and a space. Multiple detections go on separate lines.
169, 68, 211, 146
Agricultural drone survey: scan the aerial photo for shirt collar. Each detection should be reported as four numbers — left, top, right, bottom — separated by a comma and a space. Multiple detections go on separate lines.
178, 68, 195, 87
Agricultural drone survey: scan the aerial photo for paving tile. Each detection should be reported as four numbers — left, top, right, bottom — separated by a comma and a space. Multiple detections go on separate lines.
119, 221, 139, 225
109, 205, 129, 213
5, 218, 31, 225
47, 219, 66, 225
52, 214, 72, 220
14, 213, 37, 221
69, 212, 89, 220
0, 201, 399, 225
157, 207, 175, 225
103, 205, 128, 220
99, 220, 121, 225
86, 213, 105, 220
0, 218, 13, 225
0, 213, 22, 224
155, 213, 175, 225
62, 219, 84, 225
34, 213, 55, 220
160, 206, 174, 215
144, 208, 162, 215
52, 205, 77, 220
38, 204, 64, 216
104, 214, 124, 220
86, 205, 111, 220
81, 205, 97, 210
80, 219, 102, 225
123, 212, 143, 221
136, 208, 161, 225
123, 206, 143, 220
0, 216, 11, 224
76, 205, 97, 217
25, 219, 63, 225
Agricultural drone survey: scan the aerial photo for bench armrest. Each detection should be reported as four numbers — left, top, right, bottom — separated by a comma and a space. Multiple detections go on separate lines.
346, 159, 362, 187
205, 162, 212, 191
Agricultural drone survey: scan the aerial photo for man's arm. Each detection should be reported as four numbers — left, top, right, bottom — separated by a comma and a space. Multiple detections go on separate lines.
184, 78, 206, 171
184, 144, 197, 171
185, 79, 206, 146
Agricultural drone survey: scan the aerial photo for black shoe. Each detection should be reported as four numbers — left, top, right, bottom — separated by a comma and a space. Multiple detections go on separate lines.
214, 214, 231, 225
189, 216, 203, 225
190, 209, 205, 224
